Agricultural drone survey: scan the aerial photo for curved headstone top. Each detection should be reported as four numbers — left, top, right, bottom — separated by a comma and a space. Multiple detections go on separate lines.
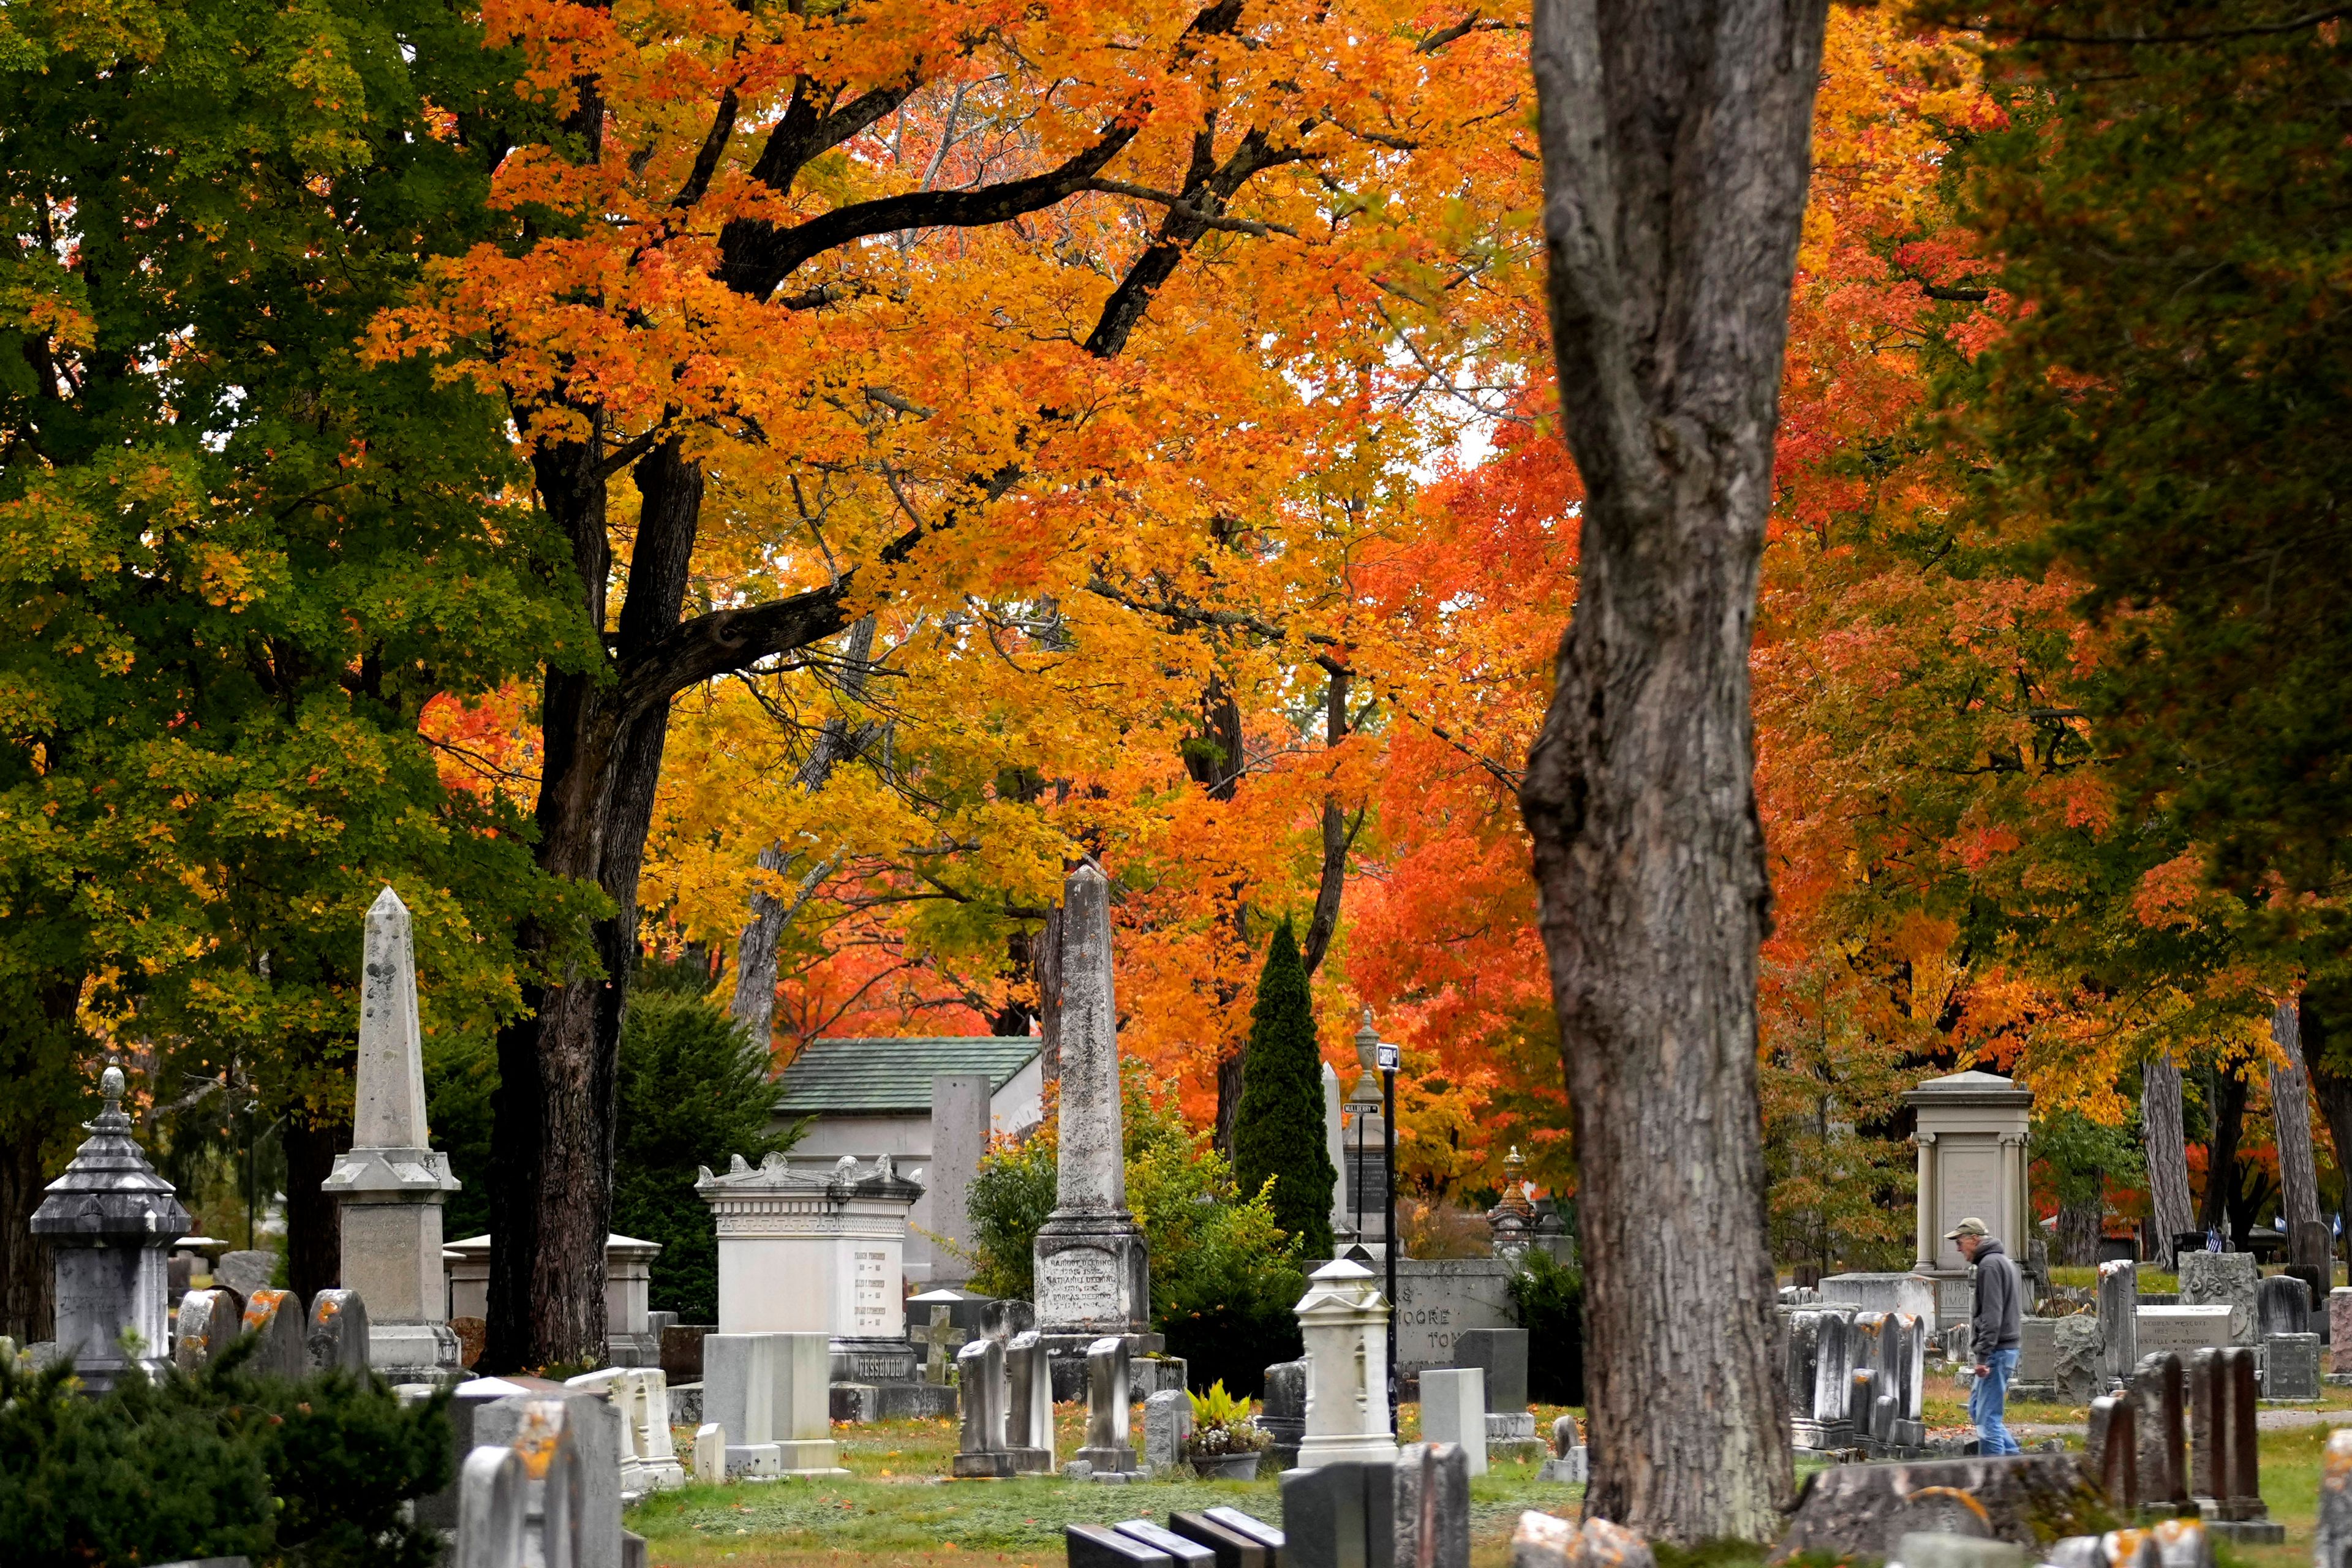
31, 1060, 190, 1243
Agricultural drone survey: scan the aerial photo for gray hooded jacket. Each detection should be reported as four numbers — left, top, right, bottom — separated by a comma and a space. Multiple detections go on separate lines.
1970, 1237, 2024, 1354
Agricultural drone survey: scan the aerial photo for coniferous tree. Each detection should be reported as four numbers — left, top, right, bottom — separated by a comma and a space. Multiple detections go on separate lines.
1229, 921, 1336, 1263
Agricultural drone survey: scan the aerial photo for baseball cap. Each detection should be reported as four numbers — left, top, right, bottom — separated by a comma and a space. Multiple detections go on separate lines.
1943, 1217, 1990, 1240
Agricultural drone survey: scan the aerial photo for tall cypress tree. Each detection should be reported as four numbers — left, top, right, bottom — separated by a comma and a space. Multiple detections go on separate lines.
1231, 921, 1336, 1262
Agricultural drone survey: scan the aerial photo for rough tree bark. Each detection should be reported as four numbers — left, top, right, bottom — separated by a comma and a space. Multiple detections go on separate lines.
2057, 1185, 2103, 1267
2197, 1066, 2248, 1244
2302, 989, 2352, 1267
2142, 1052, 2195, 1267
1520, 0, 1824, 1540
282, 1112, 345, 1303
2268, 999, 2323, 1244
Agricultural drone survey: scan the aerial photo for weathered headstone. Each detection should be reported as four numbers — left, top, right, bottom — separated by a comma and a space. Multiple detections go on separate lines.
1822, 1272, 1937, 1320
1144, 1388, 1194, 1479
1452, 1327, 1534, 1447
1294, 1258, 1398, 1468
241, 1287, 311, 1381
2176, 1252, 2259, 1343
2256, 1272, 2309, 1340
953, 1336, 1014, 1478
1034, 864, 1152, 1374
2086, 1393, 2138, 1511
1075, 1336, 1137, 1476
1393, 1442, 1471, 1568
2285, 1263, 2328, 1341
1281, 1461, 1395, 1568
1420, 1366, 1488, 1478
568, 1366, 687, 1496
453, 1442, 526, 1568
2098, 1260, 2138, 1387
320, 888, 464, 1385
1257, 1358, 1306, 1471
1539, 1412, 1587, 1483
929, 1072, 991, 1289
1811, 1310, 1853, 1447
2264, 1331, 2321, 1401
2185, 1346, 2280, 1541
306, 1288, 371, 1374
1849, 1368, 1877, 1452
2131, 1351, 2188, 1509
473, 1393, 621, 1568
1168, 1512, 1276, 1568
31, 1061, 190, 1392
1773, 1453, 2111, 1561
172, 1287, 244, 1371
218, 1251, 276, 1298
1006, 1329, 1056, 1473
702, 1332, 842, 1478
692, 1422, 725, 1485
1896, 1537, 2024, 1568
2052, 1313, 2105, 1401
2136, 1305, 2234, 1357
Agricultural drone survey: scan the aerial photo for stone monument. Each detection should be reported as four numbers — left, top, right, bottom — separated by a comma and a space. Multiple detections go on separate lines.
1292, 1257, 1398, 1469
320, 886, 463, 1384
696, 1150, 933, 1400
929, 1072, 991, 1289
32, 1060, 190, 1392
1033, 861, 1155, 1392
1905, 1069, 2033, 1327
1324, 1063, 1352, 1248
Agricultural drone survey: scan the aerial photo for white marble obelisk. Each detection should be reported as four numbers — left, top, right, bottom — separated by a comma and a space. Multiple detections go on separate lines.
322, 886, 463, 1384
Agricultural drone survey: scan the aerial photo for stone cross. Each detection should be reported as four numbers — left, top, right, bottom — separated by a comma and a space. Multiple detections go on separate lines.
321, 887, 462, 1385
911, 1304, 967, 1384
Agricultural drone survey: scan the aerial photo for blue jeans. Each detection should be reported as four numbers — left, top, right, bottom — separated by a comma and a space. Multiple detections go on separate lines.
1971, 1345, 2021, 1455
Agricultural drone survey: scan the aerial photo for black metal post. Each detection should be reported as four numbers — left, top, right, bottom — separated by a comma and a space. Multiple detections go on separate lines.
1382, 1062, 1397, 1429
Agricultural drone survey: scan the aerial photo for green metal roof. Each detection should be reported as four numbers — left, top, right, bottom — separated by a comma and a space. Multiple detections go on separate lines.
773, 1036, 1041, 1117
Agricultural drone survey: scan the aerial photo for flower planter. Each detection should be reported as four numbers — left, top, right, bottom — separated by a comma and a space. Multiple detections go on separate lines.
1190, 1451, 1263, 1482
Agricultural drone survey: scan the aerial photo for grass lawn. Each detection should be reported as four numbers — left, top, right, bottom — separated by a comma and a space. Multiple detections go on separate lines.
626, 1396, 2351, 1568
627, 1403, 1589, 1567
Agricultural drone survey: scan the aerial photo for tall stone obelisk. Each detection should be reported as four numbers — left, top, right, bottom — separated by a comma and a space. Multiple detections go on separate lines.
322, 886, 463, 1384
1033, 861, 1155, 1394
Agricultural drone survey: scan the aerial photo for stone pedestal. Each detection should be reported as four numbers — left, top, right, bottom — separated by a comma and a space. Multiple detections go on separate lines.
34, 1063, 189, 1393
1904, 1071, 2034, 1329
1292, 1258, 1398, 1469
322, 888, 462, 1385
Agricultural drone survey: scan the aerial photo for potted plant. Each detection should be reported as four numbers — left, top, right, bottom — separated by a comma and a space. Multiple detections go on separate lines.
1184, 1381, 1270, 1480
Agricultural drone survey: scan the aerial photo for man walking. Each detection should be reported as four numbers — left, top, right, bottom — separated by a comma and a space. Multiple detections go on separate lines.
1953, 1216, 2022, 1455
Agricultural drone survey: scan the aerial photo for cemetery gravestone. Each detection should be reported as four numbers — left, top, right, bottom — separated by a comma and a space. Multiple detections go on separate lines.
1809, 1310, 1853, 1449
1392, 1442, 1472, 1568
242, 1287, 312, 1381
912, 1305, 967, 1384
1540, 1412, 1588, 1484
320, 888, 464, 1385
1280, 1461, 1394, 1568
1390, 1259, 1518, 1380
1294, 1257, 1399, 1469
218, 1251, 276, 1298
2136, 1305, 2233, 1357
1256, 1359, 1306, 1471
2086, 1394, 2137, 1512
693, 1423, 725, 1485
1114, 1520, 1216, 1567
454, 1442, 526, 1568
568, 1366, 687, 1496
1325, 1063, 1352, 1247
172, 1287, 244, 1371
1144, 1389, 1194, 1479
1066, 1523, 1178, 1567
473, 1393, 621, 1568
1007, 1329, 1057, 1474
703, 1332, 843, 1478
954, 1336, 1016, 1478
2132, 1351, 2188, 1509
2051, 1314, 2105, 1402
2334, 1289, 2352, 1374
1078, 1336, 1138, 1476
306, 1288, 371, 1374
1419, 1366, 1489, 1477
31, 1061, 190, 1393
1034, 862, 1153, 1393
2317, 1430, 2352, 1568
2285, 1264, 2328, 1341
2098, 1261, 2137, 1388
1905, 1071, 2035, 1330
929, 1072, 991, 1290
2176, 1252, 2260, 1343
2265, 1332, 2321, 1401
2256, 1273, 2310, 1340
1450, 1326, 1535, 1446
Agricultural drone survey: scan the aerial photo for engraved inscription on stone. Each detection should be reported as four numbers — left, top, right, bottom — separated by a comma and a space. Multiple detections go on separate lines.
1939, 1144, 2000, 1267
1039, 1247, 1121, 1321
853, 1248, 889, 1333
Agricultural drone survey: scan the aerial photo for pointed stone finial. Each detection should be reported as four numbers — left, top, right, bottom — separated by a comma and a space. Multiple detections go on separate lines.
355, 885, 430, 1150
100, 1059, 125, 1109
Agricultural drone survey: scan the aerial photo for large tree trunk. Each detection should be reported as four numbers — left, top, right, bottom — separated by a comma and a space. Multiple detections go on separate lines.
2198, 1066, 2248, 1245
2303, 990, 2352, 1270
0, 1128, 54, 1344
2269, 999, 2323, 1243
281, 1111, 345, 1303
2057, 1185, 2103, 1267
1520, 0, 1823, 1540
2143, 1052, 2195, 1267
